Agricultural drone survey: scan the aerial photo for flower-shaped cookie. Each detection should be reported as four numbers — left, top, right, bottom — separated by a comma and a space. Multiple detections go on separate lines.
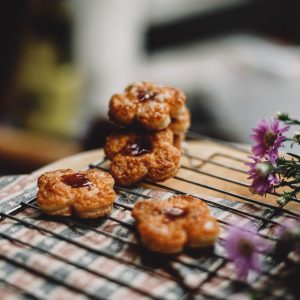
37, 169, 116, 218
109, 81, 187, 130
104, 128, 181, 186
132, 195, 220, 253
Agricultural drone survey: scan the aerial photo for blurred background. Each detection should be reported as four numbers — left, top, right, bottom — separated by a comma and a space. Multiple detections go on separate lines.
1, 0, 300, 174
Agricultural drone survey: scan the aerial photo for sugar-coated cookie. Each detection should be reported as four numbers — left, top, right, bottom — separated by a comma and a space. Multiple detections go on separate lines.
132, 195, 219, 253
104, 128, 181, 186
37, 169, 116, 218
109, 81, 186, 130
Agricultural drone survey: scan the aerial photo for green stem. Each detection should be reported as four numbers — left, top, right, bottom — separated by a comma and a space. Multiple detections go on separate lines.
280, 180, 300, 186
284, 116, 300, 125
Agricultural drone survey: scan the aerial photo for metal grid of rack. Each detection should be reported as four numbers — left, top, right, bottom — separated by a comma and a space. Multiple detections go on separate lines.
0, 133, 299, 299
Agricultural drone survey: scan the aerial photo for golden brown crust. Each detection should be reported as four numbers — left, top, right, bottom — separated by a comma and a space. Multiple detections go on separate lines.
162, 86, 186, 118
109, 94, 137, 126
168, 107, 190, 151
37, 169, 116, 218
136, 101, 170, 130
146, 143, 180, 182
169, 107, 190, 135
132, 195, 219, 253
149, 128, 174, 145
109, 81, 187, 130
173, 133, 185, 151
104, 128, 181, 186
110, 155, 150, 187
104, 132, 135, 160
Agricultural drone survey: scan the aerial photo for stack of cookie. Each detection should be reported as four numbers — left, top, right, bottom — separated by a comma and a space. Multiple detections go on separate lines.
105, 81, 190, 186
35, 82, 220, 253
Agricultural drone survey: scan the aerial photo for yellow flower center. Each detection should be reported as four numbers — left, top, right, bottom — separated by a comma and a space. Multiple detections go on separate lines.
264, 131, 276, 148
238, 239, 254, 257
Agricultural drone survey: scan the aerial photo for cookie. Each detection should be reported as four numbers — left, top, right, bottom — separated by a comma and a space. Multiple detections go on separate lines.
132, 195, 220, 253
37, 169, 116, 218
104, 128, 181, 186
109, 81, 187, 130
169, 107, 190, 135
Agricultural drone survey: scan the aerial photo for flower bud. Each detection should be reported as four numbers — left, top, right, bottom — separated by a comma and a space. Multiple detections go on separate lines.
277, 193, 292, 207
293, 132, 300, 144
255, 162, 273, 177
277, 197, 287, 207
276, 111, 289, 121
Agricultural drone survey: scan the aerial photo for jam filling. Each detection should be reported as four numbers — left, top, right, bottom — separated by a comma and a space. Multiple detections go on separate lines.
137, 89, 156, 102
62, 173, 92, 188
121, 138, 151, 156
163, 207, 186, 219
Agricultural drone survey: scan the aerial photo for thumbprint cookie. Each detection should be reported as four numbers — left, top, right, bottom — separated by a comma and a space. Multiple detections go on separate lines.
104, 128, 181, 186
132, 195, 219, 253
37, 169, 116, 218
109, 81, 186, 130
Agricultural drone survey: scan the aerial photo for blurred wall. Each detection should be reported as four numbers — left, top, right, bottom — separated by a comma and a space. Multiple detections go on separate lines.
70, 0, 147, 121
70, 0, 300, 143
1, 0, 300, 144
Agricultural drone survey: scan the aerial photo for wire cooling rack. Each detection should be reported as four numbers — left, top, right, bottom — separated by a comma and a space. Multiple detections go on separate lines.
0, 133, 299, 300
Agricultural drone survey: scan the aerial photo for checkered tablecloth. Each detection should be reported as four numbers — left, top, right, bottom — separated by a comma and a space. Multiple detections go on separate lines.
0, 175, 297, 299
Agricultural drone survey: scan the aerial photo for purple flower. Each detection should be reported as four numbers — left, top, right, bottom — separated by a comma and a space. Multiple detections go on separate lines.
246, 156, 279, 195
274, 219, 300, 259
224, 226, 266, 281
251, 118, 289, 162
275, 218, 298, 237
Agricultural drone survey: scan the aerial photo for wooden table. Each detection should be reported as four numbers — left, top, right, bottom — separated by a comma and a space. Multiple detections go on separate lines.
32, 138, 300, 213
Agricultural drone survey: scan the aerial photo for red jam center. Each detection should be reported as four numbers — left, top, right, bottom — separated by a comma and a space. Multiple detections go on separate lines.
164, 207, 186, 219
137, 89, 156, 102
62, 173, 92, 188
121, 139, 151, 156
